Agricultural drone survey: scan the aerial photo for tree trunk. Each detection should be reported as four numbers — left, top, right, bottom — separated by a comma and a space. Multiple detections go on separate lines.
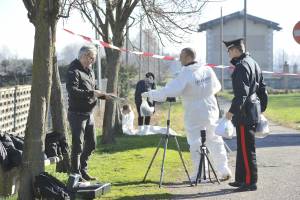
102, 36, 123, 143
18, 1, 58, 199
50, 54, 70, 173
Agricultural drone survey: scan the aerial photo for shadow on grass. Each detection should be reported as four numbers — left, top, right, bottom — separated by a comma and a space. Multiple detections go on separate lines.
95, 134, 189, 154
168, 188, 236, 199
114, 188, 236, 200
115, 193, 171, 200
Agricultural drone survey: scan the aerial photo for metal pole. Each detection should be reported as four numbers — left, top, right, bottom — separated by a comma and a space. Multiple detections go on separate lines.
139, 14, 142, 80
244, 0, 247, 50
220, 7, 224, 91
126, 21, 129, 66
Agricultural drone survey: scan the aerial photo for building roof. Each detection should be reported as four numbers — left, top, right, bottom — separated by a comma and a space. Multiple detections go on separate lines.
198, 10, 282, 32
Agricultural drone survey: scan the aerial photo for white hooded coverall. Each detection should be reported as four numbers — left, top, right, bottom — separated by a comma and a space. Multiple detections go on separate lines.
146, 63, 231, 180
122, 111, 135, 135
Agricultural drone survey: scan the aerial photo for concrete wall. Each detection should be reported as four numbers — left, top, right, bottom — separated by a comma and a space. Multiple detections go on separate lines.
206, 18, 274, 72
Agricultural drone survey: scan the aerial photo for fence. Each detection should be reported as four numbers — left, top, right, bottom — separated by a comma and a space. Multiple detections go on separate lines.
0, 85, 31, 136
0, 79, 108, 135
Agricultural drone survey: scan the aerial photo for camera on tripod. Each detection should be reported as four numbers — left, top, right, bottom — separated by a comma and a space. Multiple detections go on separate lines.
166, 97, 176, 102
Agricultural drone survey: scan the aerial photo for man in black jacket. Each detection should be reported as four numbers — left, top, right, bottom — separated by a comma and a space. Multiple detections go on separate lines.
223, 39, 268, 191
66, 45, 109, 181
134, 72, 156, 133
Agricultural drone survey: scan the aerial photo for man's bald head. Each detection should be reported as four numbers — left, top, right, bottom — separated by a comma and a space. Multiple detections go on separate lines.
180, 48, 196, 66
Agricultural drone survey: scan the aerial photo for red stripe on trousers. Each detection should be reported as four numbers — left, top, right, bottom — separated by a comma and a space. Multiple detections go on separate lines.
240, 124, 251, 185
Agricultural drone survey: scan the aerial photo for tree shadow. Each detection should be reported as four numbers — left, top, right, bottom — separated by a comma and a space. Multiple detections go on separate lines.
114, 188, 236, 200
95, 134, 190, 154
169, 188, 236, 199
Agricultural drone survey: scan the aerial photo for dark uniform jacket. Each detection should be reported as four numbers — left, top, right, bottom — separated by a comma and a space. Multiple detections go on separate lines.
229, 53, 268, 126
134, 79, 156, 107
66, 59, 99, 114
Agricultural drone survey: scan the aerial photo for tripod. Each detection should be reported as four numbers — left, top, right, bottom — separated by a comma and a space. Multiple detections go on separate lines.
142, 99, 192, 187
195, 130, 220, 185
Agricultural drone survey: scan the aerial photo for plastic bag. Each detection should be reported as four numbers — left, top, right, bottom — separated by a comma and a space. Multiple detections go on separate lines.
255, 114, 270, 138
215, 118, 234, 139
140, 99, 154, 117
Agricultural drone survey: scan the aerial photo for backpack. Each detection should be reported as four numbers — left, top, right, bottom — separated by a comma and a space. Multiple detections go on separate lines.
34, 172, 70, 200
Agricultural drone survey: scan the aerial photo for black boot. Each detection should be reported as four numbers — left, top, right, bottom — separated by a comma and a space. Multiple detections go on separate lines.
81, 170, 96, 181
235, 183, 257, 192
71, 155, 81, 174
229, 181, 242, 187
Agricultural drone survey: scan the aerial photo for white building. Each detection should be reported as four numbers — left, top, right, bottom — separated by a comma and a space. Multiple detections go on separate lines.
198, 11, 281, 72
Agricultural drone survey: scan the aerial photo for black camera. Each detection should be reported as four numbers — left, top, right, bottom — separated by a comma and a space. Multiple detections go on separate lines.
166, 97, 176, 102
201, 130, 206, 144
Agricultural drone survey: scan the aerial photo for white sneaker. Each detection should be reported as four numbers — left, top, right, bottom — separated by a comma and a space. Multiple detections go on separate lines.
144, 125, 151, 134
138, 126, 144, 135
219, 171, 232, 182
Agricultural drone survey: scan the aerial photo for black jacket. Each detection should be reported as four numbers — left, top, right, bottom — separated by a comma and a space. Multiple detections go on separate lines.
229, 53, 268, 126
66, 59, 97, 114
134, 79, 156, 107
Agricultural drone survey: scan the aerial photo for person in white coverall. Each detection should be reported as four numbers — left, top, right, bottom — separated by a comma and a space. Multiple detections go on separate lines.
121, 104, 135, 135
142, 48, 231, 181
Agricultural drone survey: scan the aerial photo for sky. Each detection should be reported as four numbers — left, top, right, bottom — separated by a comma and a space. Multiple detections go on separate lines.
0, 0, 300, 67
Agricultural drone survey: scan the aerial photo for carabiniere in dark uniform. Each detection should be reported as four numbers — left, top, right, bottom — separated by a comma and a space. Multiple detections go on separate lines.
224, 38, 268, 191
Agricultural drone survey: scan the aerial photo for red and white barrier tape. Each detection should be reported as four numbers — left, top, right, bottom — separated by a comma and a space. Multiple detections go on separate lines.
206, 64, 300, 76
64, 29, 176, 61
64, 29, 300, 77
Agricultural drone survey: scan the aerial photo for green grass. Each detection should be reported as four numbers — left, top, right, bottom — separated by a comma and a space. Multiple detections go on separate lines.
45, 101, 191, 200
47, 134, 191, 200
264, 93, 300, 129
217, 90, 233, 100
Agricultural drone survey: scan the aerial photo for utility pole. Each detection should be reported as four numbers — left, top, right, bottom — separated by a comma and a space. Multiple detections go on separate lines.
244, 0, 247, 50
95, 0, 101, 91
147, 30, 150, 72
158, 39, 161, 83
153, 38, 156, 78
220, 7, 224, 91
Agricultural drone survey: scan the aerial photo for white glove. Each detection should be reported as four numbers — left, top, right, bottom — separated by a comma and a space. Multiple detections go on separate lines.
141, 92, 149, 99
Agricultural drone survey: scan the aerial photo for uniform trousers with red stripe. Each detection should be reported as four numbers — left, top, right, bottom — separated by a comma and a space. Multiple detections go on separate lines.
235, 123, 257, 185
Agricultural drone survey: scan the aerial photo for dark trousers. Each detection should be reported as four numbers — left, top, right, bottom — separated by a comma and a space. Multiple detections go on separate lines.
235, 123, 257, 185
68, 111, 96, 173
135, 103, 151, 126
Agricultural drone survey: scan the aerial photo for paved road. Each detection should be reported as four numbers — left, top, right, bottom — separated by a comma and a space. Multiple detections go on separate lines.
167, 97, 300, 200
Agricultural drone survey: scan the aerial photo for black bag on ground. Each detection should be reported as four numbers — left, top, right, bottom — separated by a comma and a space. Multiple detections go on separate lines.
0, 141, 9, 169
45, 132, 69, 158
0, 133, 23, 170
34, 172, 70, 200
10, 134, 24, 150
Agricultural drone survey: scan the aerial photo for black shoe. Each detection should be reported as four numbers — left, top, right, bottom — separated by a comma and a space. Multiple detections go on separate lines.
235, 183, 257, 192
81, 171, 96, 181
229, 181, 242, 187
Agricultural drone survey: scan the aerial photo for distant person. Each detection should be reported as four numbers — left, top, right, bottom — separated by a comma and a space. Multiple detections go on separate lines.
223, 38, 268, 191
121, 104, 135, 135
142, 48, 232, 182
66, 45, 110, 181
134, 72, 156, 133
